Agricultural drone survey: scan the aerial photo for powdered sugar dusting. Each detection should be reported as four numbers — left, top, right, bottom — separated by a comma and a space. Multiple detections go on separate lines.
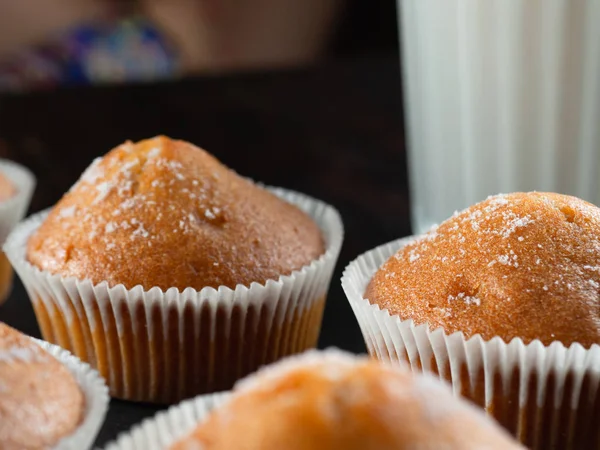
395, 193, 542, 275
55, 139, 231, 256
498, 213, 534, 239
131, 223, 149, 239
375, 192, 600, 321
408, 248, 420, 263
147, 147, 161, 159
79, 157, 103, 186
105, 222, 116, 233
0, 345, 48, 364
93, 181, 113, 204
58, 205, 77, 218
448, 293, 481, 306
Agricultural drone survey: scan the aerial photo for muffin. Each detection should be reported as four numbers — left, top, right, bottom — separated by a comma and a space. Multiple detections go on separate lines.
0, 322, 108, 450
343, 192, 600, 449
0, 160, 35, 305
6, 136, 343, 403
111, 350, 522, 450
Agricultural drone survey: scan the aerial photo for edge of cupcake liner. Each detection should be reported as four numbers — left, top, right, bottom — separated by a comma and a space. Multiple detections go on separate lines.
33, 338, 109, 450
0, 159, 36, 303
0, 159, 36, 224
101, 392, 229, 450
341, 236, 600, 448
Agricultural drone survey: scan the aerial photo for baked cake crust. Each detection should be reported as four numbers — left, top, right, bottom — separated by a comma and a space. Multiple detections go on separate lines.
367, 192, 600, 347
27, 136, 324, 291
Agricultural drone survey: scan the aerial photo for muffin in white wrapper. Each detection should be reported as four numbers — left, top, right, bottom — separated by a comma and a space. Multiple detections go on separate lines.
0, 159, 35, 304
102, 348, 524, 450
342, 236, 600, 450
103, 393, 228, 450
5, 188, 343, 404
29, 338, 109, 450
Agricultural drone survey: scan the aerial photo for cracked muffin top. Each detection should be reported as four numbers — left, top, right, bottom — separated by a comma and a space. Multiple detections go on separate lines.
26, 136, 324, 291
367, 192, 600, 347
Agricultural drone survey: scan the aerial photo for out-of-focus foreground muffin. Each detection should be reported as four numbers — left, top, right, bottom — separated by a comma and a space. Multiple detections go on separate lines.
5, 136, 343, 403
171, 350, 524, 450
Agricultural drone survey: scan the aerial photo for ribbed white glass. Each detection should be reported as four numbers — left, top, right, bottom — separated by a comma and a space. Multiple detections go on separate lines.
399, 0, 600, 234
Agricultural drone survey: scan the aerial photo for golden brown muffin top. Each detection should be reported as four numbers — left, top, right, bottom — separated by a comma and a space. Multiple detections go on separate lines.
0, 322, 84, 450
27, 136, 324, 291
170, 350, 523, 450
367, 192, 600, 347
0, 170, 16, 202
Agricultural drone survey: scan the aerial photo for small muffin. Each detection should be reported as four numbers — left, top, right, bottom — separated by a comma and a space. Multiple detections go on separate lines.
0, 322, 84, 450
6, 136, 343, 403
367, 192, 600, 347
27, 136, 323, 290
171, 350, 523, 450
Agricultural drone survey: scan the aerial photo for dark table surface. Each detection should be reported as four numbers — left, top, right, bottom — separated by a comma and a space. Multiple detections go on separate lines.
0, 55, 411, 447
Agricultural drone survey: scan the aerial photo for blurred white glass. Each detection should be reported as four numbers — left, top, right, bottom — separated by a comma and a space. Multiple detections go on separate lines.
398, 0, 600, 234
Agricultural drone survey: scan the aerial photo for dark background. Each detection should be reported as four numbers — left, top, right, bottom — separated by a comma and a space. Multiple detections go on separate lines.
0, 55, 410, 352
0, 2, 409, 446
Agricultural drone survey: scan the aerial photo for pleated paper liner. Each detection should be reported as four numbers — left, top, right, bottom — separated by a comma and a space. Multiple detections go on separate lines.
103, 393, 228, 450
0, 159, 36, 304
34, 338, 109, 450
342, 237, 600, 450
5, 187, 344, 404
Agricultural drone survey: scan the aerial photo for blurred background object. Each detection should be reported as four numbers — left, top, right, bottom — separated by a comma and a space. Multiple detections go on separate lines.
0, 0, 397, 91
398, 0, 600, 234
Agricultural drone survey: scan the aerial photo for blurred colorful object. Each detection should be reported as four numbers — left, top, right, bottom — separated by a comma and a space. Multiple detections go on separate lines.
0, 17, 178, 91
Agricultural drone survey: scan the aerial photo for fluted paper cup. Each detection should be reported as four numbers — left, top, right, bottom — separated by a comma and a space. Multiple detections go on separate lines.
5, 188, 343, 404
398, 0, 600, 234
34, 338, 109, 450
342, 237, 600, 449
0, 159, 35, 304
103, 393, 228, 450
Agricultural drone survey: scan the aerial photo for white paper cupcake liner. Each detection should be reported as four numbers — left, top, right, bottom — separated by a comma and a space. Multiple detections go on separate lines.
102, 392, 228, 450
0, 159, 35, 304
5, 187, 343, 404
342, 237, 600, 449
33, 338, 109, 450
